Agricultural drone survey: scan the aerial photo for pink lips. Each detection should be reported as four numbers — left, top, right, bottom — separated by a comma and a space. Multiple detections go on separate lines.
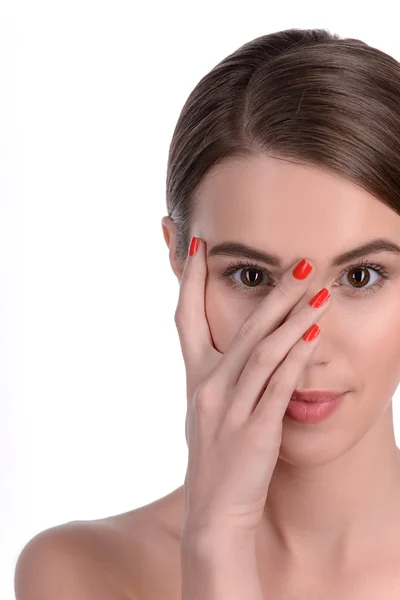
285, 390, 347, 424
290, 389, 345, 403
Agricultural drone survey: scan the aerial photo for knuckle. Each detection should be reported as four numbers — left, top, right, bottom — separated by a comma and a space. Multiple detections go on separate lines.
251, 339, 277, 367
238, 315, 258, 339
267, 375, 291, 398
174, 307, 188, 328
193, 380, 218, 414
174, 306, 182, 322
252, 346, 271, 367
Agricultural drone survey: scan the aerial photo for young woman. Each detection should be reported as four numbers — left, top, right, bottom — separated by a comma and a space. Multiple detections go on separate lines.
15, 27, 400, 599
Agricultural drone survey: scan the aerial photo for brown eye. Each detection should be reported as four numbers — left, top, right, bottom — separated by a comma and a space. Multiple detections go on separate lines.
339, 262, 389, 294
220, 261, 273, 295
238, 267, 265, 287
222, 260, 390, 296
346, 267, 371, 288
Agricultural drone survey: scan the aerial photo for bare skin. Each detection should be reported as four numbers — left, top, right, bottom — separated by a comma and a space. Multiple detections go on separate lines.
76, 480, 400, 599
18, 155, 400, 599
143, 155, 400, 597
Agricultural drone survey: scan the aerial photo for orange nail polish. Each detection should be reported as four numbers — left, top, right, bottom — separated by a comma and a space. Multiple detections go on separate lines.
292, 259, 313, 280
309, 288, 330, 308
189, 236, 199, 256
303, 324, 320, 342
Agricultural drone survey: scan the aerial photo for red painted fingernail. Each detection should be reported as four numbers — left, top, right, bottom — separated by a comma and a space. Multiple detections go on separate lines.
189, 236, 199, 256
303, 324, 320, 342
309, 288, 330, 308
292, 259, 313, 280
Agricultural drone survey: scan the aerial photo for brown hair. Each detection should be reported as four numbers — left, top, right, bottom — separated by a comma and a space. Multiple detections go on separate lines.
165, 28, 400, 263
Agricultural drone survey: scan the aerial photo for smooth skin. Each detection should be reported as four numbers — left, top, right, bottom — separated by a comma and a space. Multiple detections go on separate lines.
178, 238, 331, 600
15, 154, 400, 599
163, 154, 400, 594
179, 237, 330, 537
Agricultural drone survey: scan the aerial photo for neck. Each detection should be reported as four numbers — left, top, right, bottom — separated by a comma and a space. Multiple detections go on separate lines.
261, 401, 400, 568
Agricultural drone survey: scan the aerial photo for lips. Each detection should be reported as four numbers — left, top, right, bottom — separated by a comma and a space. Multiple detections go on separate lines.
291, 389, 346, 403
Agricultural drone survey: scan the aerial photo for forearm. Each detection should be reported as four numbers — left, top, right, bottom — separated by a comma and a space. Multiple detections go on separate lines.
180, 530, 264, 600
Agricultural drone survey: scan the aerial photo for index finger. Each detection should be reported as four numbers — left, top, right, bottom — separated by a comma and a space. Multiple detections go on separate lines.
174, 236, 216, 369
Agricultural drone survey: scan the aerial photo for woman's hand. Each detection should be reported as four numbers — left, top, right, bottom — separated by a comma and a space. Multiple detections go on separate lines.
175, 237, 331, 539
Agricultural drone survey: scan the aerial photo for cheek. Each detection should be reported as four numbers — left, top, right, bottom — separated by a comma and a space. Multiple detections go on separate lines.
345, 301, 400, 408
205, 281, 261, 353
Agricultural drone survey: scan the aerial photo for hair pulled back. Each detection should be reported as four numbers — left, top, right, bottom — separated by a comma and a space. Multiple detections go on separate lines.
166, 28, 400, 262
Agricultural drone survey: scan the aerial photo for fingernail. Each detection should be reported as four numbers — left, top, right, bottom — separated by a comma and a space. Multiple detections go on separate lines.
309, 288, 330, 308
292, 259, 313, 280
303, 324, 320, 342
189, 236, 199, 257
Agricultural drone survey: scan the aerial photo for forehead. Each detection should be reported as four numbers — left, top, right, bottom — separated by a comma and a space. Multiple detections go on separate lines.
192, 155, 400, 257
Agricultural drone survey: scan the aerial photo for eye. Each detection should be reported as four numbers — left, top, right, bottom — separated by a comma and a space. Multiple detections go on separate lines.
221, 262, 270, 294
220, 259, 391, 296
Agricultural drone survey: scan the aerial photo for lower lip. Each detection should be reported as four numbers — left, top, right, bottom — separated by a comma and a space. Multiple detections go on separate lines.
285, 394, 346, 424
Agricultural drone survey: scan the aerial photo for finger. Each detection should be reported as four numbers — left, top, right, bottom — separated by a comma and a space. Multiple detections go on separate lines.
250, 326, 321, 425
174, 237, 215, 371
206, 259, 317, 393
224, 293, 330, 425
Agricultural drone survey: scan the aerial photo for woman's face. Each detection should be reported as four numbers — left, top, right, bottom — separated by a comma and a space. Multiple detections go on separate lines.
166, 154, 400, 464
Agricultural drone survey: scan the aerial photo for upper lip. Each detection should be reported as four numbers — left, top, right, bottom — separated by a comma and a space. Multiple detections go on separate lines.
291, 389, 346, 403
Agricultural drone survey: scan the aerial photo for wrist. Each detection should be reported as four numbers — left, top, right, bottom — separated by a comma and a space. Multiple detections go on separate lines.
181, 524, 257, 558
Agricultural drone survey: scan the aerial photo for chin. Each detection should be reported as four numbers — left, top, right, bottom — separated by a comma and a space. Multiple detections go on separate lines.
278, 427, 349, 467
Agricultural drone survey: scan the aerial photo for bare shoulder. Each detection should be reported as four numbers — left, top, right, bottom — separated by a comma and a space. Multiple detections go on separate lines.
109, 486, 184, 600
14, 487, 185, 600
14, 518, 136, 599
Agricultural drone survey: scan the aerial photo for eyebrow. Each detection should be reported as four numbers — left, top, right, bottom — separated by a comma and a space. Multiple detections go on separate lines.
207, 237, 400, 268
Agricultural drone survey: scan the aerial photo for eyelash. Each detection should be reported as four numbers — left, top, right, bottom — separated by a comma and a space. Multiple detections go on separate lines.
220, 259, 391, 296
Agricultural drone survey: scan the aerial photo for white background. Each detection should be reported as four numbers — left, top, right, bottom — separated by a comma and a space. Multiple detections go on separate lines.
2, 1, 400, 598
